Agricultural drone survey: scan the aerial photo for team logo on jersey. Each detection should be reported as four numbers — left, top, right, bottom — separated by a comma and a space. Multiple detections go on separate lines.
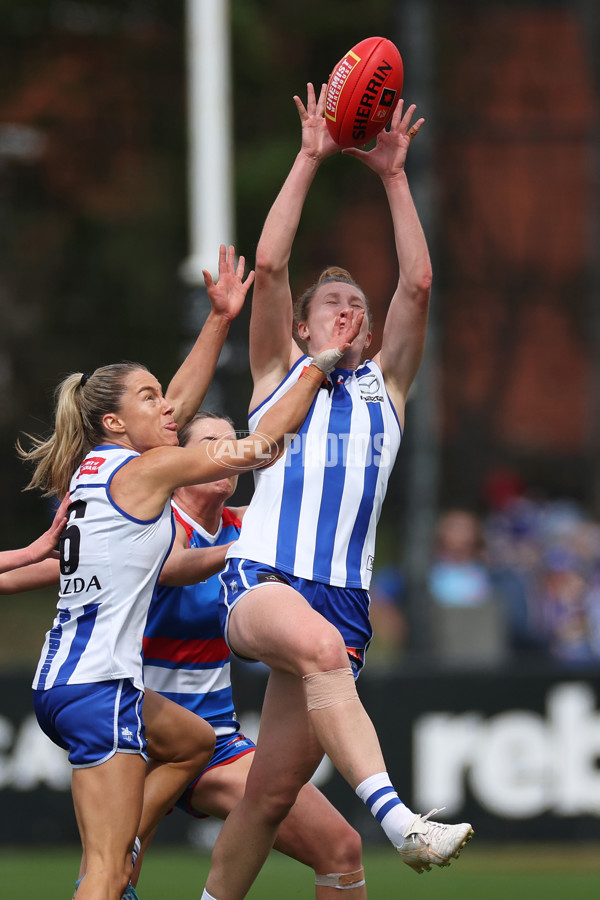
77, 456, 106, 478
357, 373, 383, 403
121, 726, 134, 743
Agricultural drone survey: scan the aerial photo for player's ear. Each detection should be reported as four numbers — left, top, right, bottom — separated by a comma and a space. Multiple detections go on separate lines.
102, 412, 126, 436
297, 321, 310, 341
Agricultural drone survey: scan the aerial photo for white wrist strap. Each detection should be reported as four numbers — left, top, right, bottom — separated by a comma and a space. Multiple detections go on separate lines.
310, 347, 344, 375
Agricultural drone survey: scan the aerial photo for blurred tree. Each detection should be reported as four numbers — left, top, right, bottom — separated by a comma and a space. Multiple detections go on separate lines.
436, 1, 596, 509
0, 0, 399, 545
2, 0, 600, 666
0, 1, 187, 546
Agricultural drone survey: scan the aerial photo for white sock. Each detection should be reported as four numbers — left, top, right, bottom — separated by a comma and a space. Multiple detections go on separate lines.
131, 835, 141, 868
355, 772, 414, 848
201, 890, 218, 900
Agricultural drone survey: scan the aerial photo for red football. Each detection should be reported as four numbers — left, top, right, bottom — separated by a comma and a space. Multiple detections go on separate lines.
325, 36, 403, 148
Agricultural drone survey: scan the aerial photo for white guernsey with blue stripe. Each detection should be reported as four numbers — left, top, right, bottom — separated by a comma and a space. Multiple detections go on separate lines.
228, 357, 401, 589
33, 445, 175, 693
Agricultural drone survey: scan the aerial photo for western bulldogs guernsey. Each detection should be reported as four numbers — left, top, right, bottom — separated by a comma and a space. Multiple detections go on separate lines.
142, 504, 242, 736
228, 357, 401, 589
33, 446, 174, 693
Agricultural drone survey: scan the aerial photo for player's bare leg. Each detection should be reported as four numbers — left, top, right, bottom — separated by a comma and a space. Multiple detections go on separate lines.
192, 751, 366, 898
138, 689, 215, 841
224, 584, 387, 784
78, 690, 215, 895
204, 668, 324, 900
72, 752, 145, 900
203, 582, 471, 894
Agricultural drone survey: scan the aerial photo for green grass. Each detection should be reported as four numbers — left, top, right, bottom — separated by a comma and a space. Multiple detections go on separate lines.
1, 843, 599, 899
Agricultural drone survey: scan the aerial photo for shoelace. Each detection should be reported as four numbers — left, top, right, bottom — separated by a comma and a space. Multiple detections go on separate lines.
411, 808, 451, 841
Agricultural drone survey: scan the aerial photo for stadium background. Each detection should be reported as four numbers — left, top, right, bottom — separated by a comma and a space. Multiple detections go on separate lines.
1, 0, 599, 880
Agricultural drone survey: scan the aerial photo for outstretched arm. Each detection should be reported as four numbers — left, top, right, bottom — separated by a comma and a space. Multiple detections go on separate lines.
250, 83, 340, 407
0, 494, 68, 575
0, 558, 60, 594
113, 310, 364, 519
344, 102, 432, 420
166, 244, 255, 426
159, 522, 234, 587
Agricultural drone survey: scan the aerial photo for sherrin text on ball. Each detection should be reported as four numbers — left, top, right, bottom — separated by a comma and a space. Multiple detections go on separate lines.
325, 36, 403, 148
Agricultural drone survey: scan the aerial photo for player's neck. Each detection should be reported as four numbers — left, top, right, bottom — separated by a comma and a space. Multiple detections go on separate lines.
173, 492, 225, 536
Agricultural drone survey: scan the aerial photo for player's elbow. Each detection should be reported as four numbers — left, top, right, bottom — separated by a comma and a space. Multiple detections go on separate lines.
402, 263, 432, 306
255, 246, 273, 274
414, 264, 433, 297
408, 270, 432, 314
255, 247, 287, 280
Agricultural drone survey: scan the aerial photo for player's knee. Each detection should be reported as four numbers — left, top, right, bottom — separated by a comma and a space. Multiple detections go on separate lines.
197, 720, 216, 759
195, 715, 216, 745
302, 626, 349, 673
181, 718, 216, 768
329, 824, 363, 873
308, 820, 363, 875
245, 779, 301, 827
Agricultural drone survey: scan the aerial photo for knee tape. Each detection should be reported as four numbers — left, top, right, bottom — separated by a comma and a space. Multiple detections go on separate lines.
303, 667, 356, 710
314, 867, 366, 889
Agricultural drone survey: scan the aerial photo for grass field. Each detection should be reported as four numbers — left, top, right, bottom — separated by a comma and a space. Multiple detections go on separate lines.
2, 843, 599, 899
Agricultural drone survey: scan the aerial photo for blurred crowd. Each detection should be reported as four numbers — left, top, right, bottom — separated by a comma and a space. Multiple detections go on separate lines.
370, 475, 600, 669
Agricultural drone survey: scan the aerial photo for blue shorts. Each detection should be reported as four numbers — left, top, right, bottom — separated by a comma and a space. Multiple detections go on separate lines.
33, 678, 147, 768
219, 558, 372, 675
175, 731, 256, 818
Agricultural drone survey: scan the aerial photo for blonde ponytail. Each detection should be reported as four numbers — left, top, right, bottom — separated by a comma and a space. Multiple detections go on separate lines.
18, 362, 147, 498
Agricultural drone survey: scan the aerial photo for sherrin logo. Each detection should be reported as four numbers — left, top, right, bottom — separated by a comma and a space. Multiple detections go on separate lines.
351, 59, 396, 143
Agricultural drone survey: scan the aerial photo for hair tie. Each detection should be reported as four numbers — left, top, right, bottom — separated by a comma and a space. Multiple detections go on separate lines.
80, 373, 90, 388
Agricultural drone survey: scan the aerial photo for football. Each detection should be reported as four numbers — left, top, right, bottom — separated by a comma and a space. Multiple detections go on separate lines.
325, 36, 403, 148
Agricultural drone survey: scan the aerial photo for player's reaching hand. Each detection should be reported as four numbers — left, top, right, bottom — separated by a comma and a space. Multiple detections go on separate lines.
203, 244, 255, 324
168, 244, 254, 426
0, 493, 69, 574
30, 493, 70, 563
343, 100, 424, 182
294, 83, 340, 164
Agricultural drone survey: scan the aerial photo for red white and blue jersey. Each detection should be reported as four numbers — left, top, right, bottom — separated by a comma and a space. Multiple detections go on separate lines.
33, 446, 175, 692
142, 504, 242, 736
228, 357, 401, 589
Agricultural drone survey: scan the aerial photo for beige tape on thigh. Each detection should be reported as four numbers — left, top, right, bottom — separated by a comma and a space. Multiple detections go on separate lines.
303, 667, 356, 710
314, 867, 366, 889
